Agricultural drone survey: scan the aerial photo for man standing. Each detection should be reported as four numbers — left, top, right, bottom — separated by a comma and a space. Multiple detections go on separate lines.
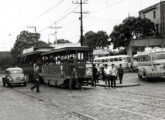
31, 64, 40, 92
69, 67, 82, 90
118, 64, 124, 84
110, 64, 117, 88
92, 64, 98, 87
104, 64, 111, 88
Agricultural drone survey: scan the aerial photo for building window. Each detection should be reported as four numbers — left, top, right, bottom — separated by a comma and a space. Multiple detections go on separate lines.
153, 11, 156, 19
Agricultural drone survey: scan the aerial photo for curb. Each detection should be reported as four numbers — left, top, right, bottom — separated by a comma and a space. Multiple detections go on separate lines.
96, 83, 141, 88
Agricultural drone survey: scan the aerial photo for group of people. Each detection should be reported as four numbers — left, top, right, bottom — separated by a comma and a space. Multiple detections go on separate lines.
93, 63, 124, 88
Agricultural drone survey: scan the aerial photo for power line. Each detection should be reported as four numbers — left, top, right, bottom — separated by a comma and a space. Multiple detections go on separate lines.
90, 0, 125, 15
27, 0, 65, 25
56, 5, 79, 23
39, 5, 79, 33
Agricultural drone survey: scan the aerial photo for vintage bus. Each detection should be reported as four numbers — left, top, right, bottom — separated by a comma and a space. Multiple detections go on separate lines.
41, 46, 93, 88
137, 49, 165, 80
94, 55, 130, 69
132, 54, 139, 72
17, 46, 53, 82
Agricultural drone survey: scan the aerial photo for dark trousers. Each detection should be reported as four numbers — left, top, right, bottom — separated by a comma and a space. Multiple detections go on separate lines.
93, 76, 97, 87
119, 74, 123, 84
105, 75, 111, 87
69, 78, 82, 90
111, 75, 116, 88
31, 80, 40, 92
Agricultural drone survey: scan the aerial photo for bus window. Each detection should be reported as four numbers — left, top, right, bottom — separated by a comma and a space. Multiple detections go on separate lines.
105, 58, 109, 62
114, 58, 118, 61
102, 59, 105, 62
118, 57, 122, 61
110, 58, 113, 62
126, 57, 130, 62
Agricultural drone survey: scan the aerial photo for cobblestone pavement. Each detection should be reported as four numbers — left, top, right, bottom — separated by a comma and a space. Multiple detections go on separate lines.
1, 73, 165, 120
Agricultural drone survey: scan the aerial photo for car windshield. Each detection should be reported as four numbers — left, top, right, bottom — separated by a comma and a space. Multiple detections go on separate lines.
9, 70, 23, 74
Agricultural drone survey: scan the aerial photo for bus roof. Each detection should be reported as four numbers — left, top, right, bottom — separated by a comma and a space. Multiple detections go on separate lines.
42, 46, 92, 56
22, 51, 45, 56
134, 50, 165, 57
94, 55, 130, 59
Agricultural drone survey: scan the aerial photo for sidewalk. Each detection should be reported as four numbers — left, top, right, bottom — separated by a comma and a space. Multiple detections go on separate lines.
96, 80, 140, 88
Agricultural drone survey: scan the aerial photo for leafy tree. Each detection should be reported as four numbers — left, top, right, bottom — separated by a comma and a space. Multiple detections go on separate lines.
110, 16, 156, 49
83, 31, 109, 49
11, 30, 48, 60
56, 39, 71, 44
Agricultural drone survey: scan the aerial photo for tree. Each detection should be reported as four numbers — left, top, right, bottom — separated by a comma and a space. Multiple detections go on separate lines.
56, 39, 71, 44
110, 16, 156, 49
11, 30, 48, 60
83, 31, 109, 49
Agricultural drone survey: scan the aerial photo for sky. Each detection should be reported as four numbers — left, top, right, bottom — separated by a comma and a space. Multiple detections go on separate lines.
0, 0, 162, 51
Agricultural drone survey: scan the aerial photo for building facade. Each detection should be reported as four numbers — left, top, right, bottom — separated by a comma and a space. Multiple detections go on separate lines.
127, 1, 165, 61
139, 1, 165, 37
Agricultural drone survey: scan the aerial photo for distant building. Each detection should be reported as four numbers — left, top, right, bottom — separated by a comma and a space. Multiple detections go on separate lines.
139, 1, 165, 37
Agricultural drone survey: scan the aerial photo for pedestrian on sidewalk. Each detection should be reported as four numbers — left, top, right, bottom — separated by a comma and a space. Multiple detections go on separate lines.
96, 64, 100, 83
104, 64, 111, 88
110, 64, 117, 88
100, 65, 105, 82
31, 64, 40, 92
92, 64, 98, 87
69, 67, 82, 90
118, 64, 124, 84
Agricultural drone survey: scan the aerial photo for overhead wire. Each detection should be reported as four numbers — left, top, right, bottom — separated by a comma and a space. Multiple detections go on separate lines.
90, 0, 126, 15
27, 0, 65, 25
39, 5, 80, 32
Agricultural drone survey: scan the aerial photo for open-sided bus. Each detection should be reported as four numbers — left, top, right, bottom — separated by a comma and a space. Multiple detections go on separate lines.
41, 46, 93, 88
137, 49, 165, 80
94, 55, 130, 70
17, 46, 53, 82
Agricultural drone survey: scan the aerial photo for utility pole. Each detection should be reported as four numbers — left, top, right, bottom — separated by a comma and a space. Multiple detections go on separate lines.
27, 26, 37, 44
49, 22, 62, 44
27, 26, 37, 33
27, 26, 38, 64
73, 0, 89, 46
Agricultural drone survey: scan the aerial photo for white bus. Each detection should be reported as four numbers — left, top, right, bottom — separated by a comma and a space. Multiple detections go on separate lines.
132, 54, 139, 72
94, 55, 130, 69
136, 49, 165, 80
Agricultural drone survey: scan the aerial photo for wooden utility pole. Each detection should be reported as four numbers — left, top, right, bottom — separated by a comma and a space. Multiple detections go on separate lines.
73, 0, 89, 46
27, 26, 37, 43
49, 22, 62, 44
27, 26, 38, 64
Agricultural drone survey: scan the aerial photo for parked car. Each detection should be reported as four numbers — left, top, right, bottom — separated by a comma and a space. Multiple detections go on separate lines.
2, 67, 27, 87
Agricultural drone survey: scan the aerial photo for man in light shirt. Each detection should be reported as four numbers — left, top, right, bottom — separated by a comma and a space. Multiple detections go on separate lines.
110, 64, 117, 88
104, 64, 111, 88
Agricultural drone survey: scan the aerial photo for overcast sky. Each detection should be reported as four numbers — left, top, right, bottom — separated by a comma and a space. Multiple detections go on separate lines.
0, 0, 162, 51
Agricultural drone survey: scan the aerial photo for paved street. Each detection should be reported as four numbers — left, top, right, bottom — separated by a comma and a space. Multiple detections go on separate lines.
1, 73, 165, 120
